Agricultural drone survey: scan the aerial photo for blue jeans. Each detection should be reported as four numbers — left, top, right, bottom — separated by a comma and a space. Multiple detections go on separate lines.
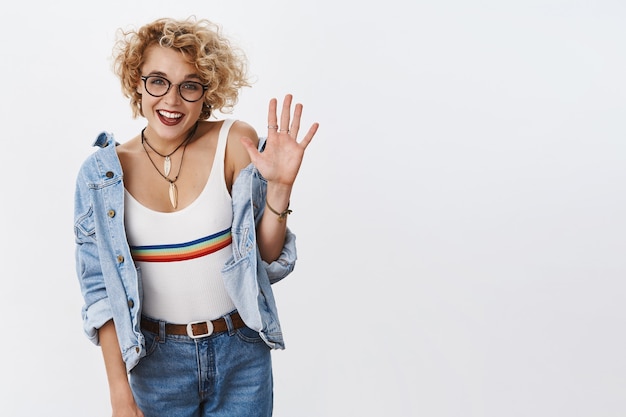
129, 314, 273, 417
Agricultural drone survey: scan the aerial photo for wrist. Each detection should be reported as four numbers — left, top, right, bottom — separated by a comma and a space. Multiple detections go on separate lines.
266, 199, 292, 221
265, 183, 292, 222
109, 377, 133, 400
266, 181, 292, 196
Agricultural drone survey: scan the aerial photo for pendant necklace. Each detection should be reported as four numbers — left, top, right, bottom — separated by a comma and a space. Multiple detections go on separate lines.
141, 122, 198, 209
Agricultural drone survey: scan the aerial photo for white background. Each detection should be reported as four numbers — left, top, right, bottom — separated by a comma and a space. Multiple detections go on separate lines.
1, 1, 625, 416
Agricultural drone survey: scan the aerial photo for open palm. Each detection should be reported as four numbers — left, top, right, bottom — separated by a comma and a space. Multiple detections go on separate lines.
241, 94, 319, 186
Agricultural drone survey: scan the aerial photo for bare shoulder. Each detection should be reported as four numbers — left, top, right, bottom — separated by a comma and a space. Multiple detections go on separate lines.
225, 120, 259, 189
226, 120, 258, 164
229, 120, 259, 147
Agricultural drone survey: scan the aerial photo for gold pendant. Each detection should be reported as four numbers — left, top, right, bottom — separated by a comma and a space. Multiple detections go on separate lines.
169, 182, 178, 209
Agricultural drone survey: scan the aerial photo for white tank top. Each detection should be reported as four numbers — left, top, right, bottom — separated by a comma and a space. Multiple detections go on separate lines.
124, 119, 236, 323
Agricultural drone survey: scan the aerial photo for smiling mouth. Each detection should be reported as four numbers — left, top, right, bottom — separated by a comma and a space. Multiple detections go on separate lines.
157, 109, 183, 125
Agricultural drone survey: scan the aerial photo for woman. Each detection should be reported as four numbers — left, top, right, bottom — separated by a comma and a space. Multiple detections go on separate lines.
74, 16, 318, 417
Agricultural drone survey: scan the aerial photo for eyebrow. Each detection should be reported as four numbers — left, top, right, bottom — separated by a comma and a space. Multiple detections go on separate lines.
146, 71, 202, 81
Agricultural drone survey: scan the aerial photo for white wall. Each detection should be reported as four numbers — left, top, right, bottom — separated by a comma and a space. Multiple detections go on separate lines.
2, 0, 625, 416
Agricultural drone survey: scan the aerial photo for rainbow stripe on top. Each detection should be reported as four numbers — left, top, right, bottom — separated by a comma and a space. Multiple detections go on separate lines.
130, 228, 232, 263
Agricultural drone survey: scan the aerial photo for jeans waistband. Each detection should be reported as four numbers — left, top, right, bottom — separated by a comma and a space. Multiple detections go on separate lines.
141, 311, 245, 339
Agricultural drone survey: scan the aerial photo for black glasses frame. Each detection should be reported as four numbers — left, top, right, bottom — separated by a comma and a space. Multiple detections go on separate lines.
140, 75, 208, 103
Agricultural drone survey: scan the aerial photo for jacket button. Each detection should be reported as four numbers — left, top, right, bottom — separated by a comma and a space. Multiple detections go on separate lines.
117, 255, 124, 263
128, 299, 134, 308
135, 346, 140, 353
106, 171, 114, 178
108, 210, 116, 218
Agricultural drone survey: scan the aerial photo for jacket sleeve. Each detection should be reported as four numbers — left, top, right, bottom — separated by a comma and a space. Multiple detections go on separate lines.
259, 223, 297, 285
74, 162, 113, 346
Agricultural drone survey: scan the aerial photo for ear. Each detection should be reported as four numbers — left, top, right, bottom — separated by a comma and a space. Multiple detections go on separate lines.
136, 78, 143, 95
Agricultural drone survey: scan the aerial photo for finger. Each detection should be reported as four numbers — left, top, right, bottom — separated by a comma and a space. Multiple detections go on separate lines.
289, 103, 303, 138
279, 94, 293, 133
298, 122, 319, 149
267, 98, 278, 134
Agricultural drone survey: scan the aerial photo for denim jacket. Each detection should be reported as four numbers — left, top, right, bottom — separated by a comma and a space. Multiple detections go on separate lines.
74, 131, 296, 372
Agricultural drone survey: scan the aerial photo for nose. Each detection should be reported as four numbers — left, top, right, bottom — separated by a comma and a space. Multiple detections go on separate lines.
164, 84, 183, 104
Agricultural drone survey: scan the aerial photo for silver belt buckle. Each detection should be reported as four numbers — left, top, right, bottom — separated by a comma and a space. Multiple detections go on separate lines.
186, 320, 214, 339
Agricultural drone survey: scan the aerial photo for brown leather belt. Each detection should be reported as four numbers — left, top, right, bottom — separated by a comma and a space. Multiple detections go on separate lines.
141, 312, 246, 339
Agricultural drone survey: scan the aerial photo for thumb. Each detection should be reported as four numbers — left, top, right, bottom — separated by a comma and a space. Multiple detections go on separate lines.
239, 136, 259, 161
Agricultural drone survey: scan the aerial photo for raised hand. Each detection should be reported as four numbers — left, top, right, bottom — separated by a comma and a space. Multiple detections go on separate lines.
241, 94, 319, 186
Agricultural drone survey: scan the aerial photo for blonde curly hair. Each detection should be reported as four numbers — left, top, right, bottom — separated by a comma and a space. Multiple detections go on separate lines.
112, 16, 250, 120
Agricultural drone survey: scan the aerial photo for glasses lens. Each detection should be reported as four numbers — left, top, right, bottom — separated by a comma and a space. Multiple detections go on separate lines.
179, 82, 205, 102
144, 76, 169, 97
143, 76, 206, 102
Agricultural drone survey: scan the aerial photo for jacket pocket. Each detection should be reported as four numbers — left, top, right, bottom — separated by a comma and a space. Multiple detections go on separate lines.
74, 205, 95, 242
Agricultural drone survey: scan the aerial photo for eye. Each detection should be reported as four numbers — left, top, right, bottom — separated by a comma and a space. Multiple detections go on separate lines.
149, 76, 168, 86
181, 82, 202, 91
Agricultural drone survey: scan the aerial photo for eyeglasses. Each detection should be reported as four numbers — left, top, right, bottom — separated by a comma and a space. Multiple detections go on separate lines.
140, 75, 208, 102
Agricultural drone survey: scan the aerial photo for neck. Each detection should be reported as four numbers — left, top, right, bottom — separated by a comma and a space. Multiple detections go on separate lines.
142, 123, 199, 156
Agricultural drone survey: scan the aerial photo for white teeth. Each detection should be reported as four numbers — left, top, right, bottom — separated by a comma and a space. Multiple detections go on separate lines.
158, 110, 182, 119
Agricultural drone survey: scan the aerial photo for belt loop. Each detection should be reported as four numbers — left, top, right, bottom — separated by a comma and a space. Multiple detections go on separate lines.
224, 311, 236, 335
158, 320, 166, 343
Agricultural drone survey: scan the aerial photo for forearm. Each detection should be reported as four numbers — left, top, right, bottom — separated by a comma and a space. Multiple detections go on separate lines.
99, 320, 141, 414
257, 182, 292, 262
